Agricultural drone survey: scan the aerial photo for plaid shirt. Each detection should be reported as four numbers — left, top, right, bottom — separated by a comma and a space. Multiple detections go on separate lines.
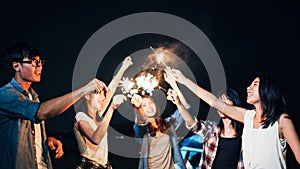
187, 118, 244, 169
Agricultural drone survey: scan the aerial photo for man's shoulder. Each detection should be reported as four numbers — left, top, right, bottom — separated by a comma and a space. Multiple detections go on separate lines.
0, 83, 20, 102
0, 82, 13, 93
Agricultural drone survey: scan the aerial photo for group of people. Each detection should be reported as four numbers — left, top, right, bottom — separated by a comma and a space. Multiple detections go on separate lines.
0, 42, 299, 169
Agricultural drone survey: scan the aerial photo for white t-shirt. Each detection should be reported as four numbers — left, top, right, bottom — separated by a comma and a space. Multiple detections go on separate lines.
74, 112, 108, 166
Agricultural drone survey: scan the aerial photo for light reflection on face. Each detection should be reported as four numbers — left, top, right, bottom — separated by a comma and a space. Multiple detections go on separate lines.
141, 97, 157, 118
246, 77, 260, 104
89, 91, 106, 112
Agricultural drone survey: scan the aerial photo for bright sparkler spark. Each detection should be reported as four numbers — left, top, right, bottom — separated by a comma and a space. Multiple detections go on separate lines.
135, 74, 158, 96
119, 73, 160, 98
156, 53, 164, 64
150, 46, 168, 67
119, 77, 135, 94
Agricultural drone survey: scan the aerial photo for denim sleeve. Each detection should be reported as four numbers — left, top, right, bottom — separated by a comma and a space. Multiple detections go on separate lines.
0, 89, 40, 123
133, 123, 147, 144
169, 109, 183, 130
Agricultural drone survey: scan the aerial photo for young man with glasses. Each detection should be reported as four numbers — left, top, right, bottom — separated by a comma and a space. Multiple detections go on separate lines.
18, 57, 45, 67
0, 42, 108, 169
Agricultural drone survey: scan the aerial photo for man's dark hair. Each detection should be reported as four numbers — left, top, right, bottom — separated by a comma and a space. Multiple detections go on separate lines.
3, 42, 40, 72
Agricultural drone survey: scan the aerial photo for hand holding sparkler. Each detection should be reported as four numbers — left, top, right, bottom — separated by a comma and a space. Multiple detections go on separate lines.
111, 94, 127, 110
164, 67, 190, 109
167, 88, 181, 106
166, 68, 187, 84
164, 67, 177, 88
131, 94, 143, 108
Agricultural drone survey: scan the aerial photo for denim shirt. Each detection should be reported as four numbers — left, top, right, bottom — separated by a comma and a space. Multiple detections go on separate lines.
133, 109, 187, 169
0, 78, 52, 169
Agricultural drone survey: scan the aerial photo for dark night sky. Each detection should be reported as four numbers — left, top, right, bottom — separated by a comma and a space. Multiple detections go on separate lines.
0, 1, 299, 168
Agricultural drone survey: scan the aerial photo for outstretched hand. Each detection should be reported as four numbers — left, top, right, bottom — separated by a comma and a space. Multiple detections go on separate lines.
164, 67, 177, 87
121, 56, 133, 70
168, 68, 186, 84
111, 94, 127, 109
84, 78, 108, 95
167, 88, 181, 105
131, 94, 143, 108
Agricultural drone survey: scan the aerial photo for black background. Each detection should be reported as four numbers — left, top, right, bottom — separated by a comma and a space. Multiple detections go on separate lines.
0, 1, 299, 168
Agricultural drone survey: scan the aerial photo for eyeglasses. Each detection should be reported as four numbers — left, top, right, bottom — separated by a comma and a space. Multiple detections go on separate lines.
19, 58, 45, 67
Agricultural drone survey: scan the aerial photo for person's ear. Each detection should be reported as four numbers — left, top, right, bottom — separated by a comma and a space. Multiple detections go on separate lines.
84, 94, 90, 100
12, 62, 20, 71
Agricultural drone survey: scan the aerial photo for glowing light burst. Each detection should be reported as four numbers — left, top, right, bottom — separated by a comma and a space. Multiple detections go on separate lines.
156, 53, 165, 64
119, 77, 134, 93
119, 47, 170, 98
150, 46, 168, 67
120, 73, 160, 98
136, 74, 159, 95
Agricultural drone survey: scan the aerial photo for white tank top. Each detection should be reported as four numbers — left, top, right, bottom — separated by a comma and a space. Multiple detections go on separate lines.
242, 110, 286, 169
74, 112, 108, 166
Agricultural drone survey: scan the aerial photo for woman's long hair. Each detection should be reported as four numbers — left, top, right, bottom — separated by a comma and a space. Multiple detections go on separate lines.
256, 73, 288, 128
218, 88, 244, 136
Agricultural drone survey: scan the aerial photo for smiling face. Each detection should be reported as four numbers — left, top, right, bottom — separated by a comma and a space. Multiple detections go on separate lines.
246, 77, 260, 105
15, 56, 43, 83
141, 97, 157, 118
86, 91, 106, 112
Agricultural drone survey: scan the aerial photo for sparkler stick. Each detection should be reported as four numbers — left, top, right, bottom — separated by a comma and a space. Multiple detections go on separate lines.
150, 46, 159, 55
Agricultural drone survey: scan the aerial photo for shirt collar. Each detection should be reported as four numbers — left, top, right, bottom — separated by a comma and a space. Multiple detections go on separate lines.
10, 78, 37, 99
10, 78, 25, 93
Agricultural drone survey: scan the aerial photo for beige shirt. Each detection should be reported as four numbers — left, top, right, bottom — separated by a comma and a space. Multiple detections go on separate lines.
148, 132, 174, 169
29, 93, 47, 169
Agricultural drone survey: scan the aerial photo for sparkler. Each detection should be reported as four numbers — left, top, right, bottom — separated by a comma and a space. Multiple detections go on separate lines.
119, 68, 167, 98
119, 47, 171, 98
150, 46, 168, 67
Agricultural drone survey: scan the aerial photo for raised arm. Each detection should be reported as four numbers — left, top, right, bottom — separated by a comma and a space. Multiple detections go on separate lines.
164, 68, 195, 127
37, 78, 107, 120
131, 94, 148, 125
164, 67, 189, 108
101, 56, 133, 115
170, 68, 247, 123
167, 88, 196, 126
